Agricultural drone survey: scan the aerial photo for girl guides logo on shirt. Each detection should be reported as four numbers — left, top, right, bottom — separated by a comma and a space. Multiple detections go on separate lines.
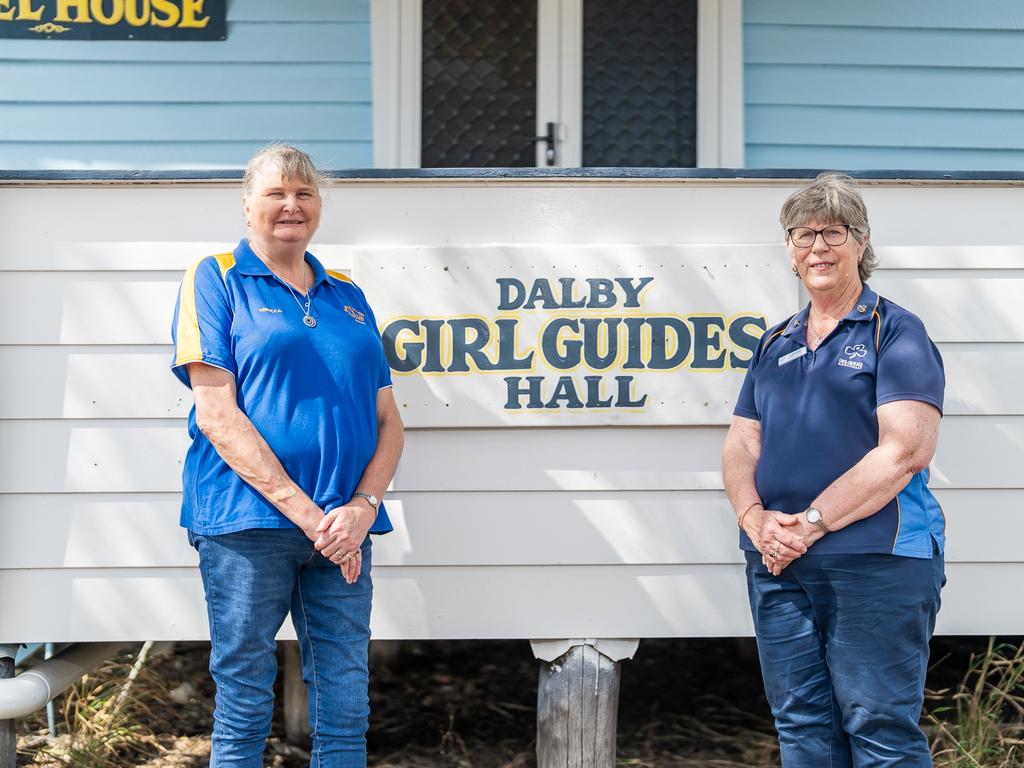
839, 343, 868, 370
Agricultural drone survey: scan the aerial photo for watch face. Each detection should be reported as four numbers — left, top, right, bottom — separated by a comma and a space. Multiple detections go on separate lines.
355, 492, 378, 508
806, 508, 821, 523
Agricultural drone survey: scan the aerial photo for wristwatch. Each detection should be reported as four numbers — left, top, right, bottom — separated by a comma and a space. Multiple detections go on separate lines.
804, 506, 830, 535
351, 491, 379, 512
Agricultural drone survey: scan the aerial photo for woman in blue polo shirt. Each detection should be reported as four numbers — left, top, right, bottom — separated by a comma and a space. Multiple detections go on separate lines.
171, 144, 404, 767
722, 172, 945, 767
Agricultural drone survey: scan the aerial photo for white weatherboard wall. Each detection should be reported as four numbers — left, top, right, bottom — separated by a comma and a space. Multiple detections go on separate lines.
744, 0, 1024, 170
0, 0, 372, 170
0, 177, 1023, 643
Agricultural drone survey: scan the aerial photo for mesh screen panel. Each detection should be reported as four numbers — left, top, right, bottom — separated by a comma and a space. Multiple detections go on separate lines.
582, 0, 697, 167
421, 0, 537, 167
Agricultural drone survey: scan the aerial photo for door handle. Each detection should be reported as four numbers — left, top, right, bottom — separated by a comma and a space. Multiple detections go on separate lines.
533, 121, 558, 166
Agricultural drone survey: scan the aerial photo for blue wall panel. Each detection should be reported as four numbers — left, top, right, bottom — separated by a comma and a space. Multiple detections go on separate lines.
0, 0, 373, 170
744, 0, 1024, 170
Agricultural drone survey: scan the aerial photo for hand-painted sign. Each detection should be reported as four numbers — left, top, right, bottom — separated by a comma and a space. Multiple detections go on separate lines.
0, 0, 225, 39
354, 245, 796, 427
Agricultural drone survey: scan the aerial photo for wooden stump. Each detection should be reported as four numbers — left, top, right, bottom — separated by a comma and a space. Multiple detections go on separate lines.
1, 655, 15, 768
535, 642, 630, 768
281, 641, 311, 746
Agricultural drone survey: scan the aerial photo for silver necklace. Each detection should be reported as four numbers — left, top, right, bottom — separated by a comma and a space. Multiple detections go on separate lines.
282, 269, 317, 328
806, 315, 831, 348
809, 296, 855, 348
809, 317, 829, 347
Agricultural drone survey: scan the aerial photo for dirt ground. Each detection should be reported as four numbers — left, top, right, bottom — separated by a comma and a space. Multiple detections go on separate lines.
13, 636, 1017, 767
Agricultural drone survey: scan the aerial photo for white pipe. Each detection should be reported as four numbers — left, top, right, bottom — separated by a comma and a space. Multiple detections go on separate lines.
0, 643, 123, 720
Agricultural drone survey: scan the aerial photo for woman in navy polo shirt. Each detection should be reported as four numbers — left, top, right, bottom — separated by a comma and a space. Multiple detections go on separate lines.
722, 172, 945, 767
171, 144, 404, 767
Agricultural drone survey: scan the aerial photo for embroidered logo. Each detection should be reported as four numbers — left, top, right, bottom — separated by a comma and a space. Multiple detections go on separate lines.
258, 307, 283, 314
838, 343, 867, 369
344, 305, 366, 324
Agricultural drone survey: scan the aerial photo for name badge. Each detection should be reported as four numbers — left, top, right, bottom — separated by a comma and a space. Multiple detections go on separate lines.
778, 346, 808, 366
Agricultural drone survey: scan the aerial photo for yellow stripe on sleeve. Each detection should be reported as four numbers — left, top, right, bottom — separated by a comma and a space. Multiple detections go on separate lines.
174, 257, 207, 367
174, 253, 233, 367
326, 269, 353, 284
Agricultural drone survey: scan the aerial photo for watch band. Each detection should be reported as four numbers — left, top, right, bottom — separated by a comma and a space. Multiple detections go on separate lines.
352, 491, 379, 511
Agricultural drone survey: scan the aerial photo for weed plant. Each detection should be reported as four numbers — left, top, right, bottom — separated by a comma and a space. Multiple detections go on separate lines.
18, 642, 177, 768
928, 637, 1024, 768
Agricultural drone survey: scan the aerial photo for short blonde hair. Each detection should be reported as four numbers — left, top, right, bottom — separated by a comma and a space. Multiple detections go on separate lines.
242, 144, 324, 198
780, 172, 877, 281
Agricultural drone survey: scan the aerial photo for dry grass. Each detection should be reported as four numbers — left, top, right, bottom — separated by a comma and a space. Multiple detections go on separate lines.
928, 637, 1024, 768
14, 637, 1024, 768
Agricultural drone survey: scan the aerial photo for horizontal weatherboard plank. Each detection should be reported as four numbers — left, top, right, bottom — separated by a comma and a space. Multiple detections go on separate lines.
227, 0, 369, 22
0, 269, 1017, 344
746, 105, 1024, 151
0, 22, 371, 62
5, 238, 1024, 273
0, 563, 1018, 641
0, 142, 372, 173
745, 26, 1024, 68
0, 62, 371, 103
744, 144, 1024, 171
0, 342, 1018, 420
746, 64, 1024, 111
0, 418, 1017, 493
0, 488, 1012, 569
744, 1, 1024, 30
0, 104, 371, 143
868, 273, 1024, 343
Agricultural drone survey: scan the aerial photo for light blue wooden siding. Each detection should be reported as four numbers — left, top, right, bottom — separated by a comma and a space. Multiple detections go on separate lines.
744, 1, 1024, 170
0, 0, 372, 170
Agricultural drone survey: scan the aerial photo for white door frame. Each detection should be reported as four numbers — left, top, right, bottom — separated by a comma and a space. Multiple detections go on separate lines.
372, 0, 743, 169
536, 0, 581, 166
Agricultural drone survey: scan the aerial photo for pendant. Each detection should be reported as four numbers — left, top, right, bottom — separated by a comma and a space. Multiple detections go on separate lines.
303, 315, 317, 328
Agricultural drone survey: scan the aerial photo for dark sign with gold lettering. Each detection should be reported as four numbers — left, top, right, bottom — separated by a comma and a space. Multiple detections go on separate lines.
0, 0, 225, 40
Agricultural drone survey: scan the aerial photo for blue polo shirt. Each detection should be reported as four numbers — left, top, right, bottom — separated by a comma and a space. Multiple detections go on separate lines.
170, 239, 394, 536
734, 284, 945, 558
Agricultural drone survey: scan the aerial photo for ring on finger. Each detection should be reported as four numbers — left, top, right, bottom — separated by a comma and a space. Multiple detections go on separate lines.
769, 549, 779, 558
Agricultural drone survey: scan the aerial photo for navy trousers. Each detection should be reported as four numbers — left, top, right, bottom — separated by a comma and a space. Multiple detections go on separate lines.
745, 544, 945, 767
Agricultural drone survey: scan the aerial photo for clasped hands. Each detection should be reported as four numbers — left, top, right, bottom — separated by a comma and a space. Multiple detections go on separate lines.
303, 501, 376, 584
743, 508, 823, 576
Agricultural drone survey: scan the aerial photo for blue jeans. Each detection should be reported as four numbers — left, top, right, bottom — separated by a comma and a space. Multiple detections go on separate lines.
746, 544, 945, 768
190, 527, 373, 768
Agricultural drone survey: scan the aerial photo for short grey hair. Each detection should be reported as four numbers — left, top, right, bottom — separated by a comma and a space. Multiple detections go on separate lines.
780, 172, 877, 281
242, 143, 324, 198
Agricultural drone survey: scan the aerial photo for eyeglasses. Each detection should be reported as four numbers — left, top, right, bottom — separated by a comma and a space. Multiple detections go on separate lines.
787, 224, 851, 248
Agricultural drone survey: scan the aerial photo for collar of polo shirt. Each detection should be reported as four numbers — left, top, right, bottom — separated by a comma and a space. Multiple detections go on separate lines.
235, 239, 333, 286
781, 283, 881, 339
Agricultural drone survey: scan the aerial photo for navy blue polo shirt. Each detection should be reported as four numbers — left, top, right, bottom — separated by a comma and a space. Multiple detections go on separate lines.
170, 239, 393, 536
734, 284, 945, 558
